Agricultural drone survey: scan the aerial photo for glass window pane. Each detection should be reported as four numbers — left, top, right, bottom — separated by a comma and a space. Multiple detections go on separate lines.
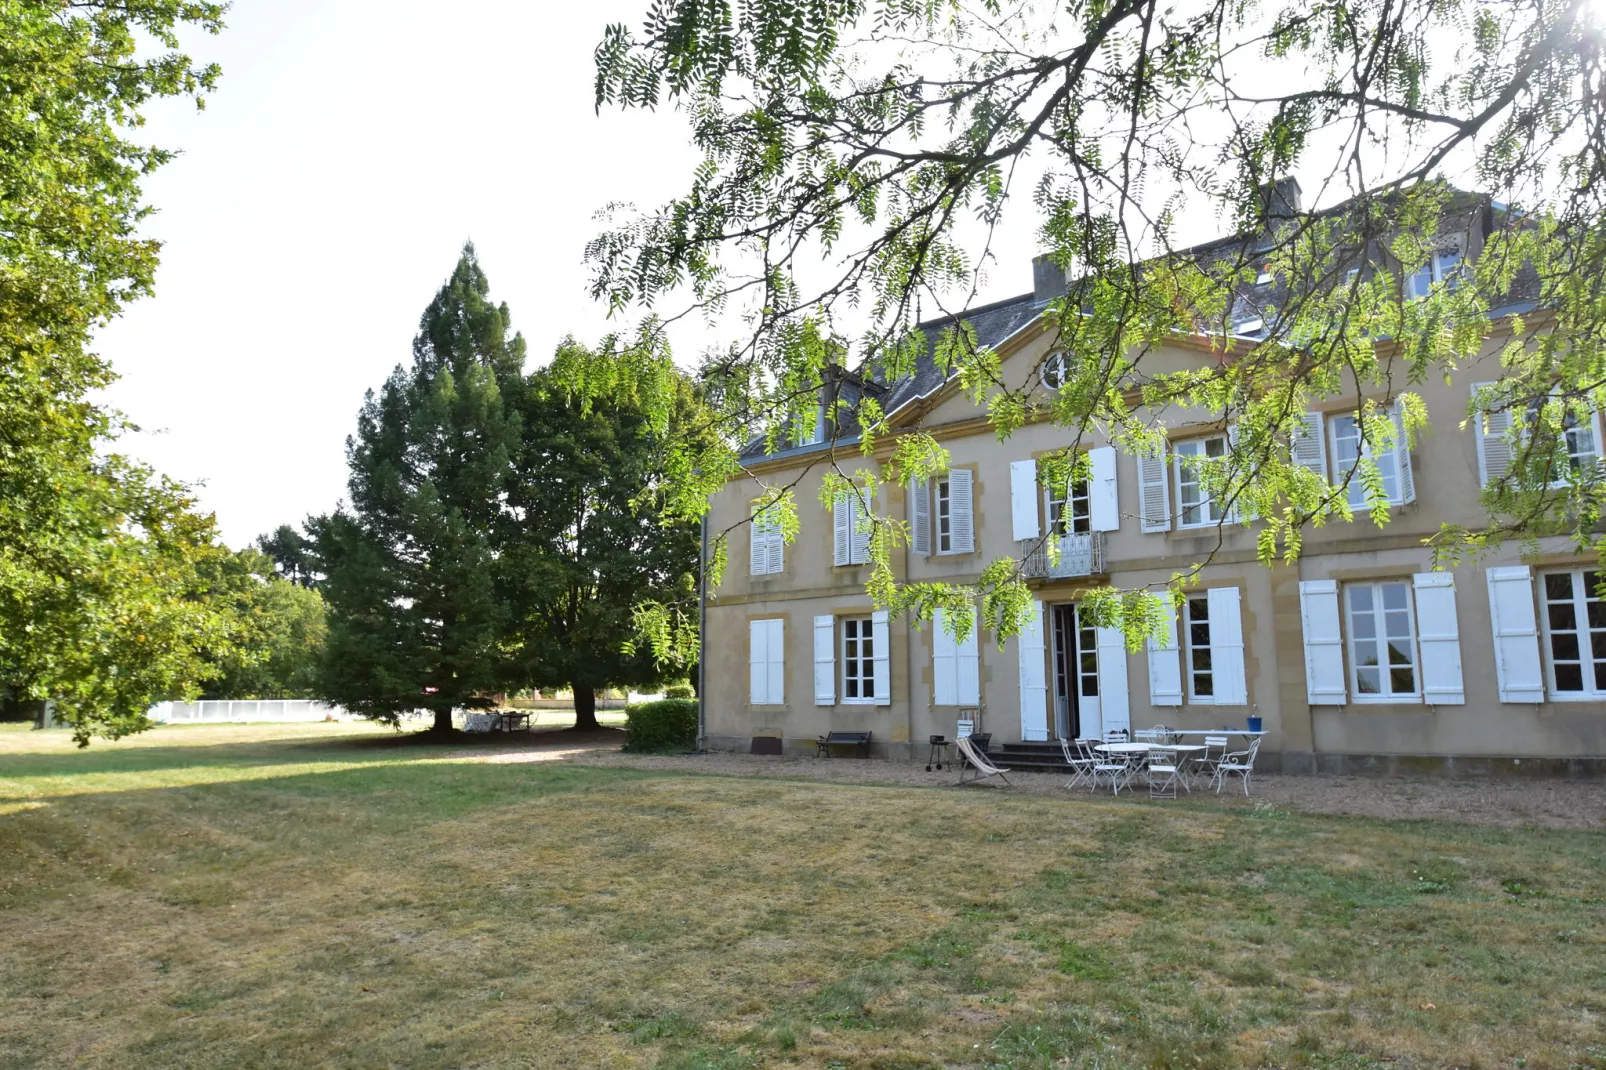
1189, 623, 1210, 646
1385, 611, 1412, 639
1552, 634, 1581, 661
1545, 573, 1574, 600
1389, 667, 1416, 694
1348, 585, 1373, 613
1192, 649, 1213, 671
1357, 667, 1381, 693
1381, 584, 1408, 611
1587, 602, 1605, 629
1351, 613, 1376, 639
1592, 632, 1606, 659
1354, 640, 1378, 667
1555, 664, 1584, 692
1387, 640, 1413, 667
1189, 598, 1209, 620
1194, 675, 1214, 696
1549, 603, 1577, 631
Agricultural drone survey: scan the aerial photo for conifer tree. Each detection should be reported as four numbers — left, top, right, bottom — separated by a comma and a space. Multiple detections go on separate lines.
315, 246, 522, 733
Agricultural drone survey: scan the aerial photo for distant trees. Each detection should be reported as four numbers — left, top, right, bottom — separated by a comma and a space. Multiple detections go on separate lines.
311, 252, 706, 733
256, 525, 317, 588
201, 549, 328, 700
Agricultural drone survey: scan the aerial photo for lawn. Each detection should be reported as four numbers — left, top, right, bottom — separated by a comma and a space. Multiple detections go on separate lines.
1, 723, 1603, 1069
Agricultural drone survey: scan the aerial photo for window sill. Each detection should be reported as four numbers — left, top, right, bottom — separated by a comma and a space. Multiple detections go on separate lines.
1346, 696, 1424, 708
1545, 693, 1606, 704
840, 697, 879, 706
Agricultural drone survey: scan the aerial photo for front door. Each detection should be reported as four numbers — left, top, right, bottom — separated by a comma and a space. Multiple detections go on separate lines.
1051, 604, 1101, 739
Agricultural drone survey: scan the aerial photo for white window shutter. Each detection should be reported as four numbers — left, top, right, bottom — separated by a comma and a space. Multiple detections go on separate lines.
1088, 446, 1119, 532
1145, 608, 1183, 706
1391, 399, 1416, 504
870, 609, 891, 706
749, 517, 768, 575
1010, 460, 1040, 540
1485, 565, 1545, 703
1205, 586, 1248, 705
1472, 382, 1512, 488
749, 619, 768, 704
850, 493, 871, 564
1293, 411, 1327, 478
832, 496, 851, 566
813, 615, 836, 705
909, 478, 930, 556
767, 523, 783, 574
1298, 580, 1347, 704
948, 468, 974, 552
1017, 601, 1049, 740
932, 610, 958, 706
956, 615, 980, 705
1412, 573, 1464, 704
1138, 448, 1171, 533
1095, 626, 1131, 732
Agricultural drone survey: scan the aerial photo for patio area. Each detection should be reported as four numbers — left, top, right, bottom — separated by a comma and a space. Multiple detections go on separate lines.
557, 746, 1606, 831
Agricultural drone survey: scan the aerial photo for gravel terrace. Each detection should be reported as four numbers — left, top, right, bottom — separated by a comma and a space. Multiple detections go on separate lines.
474, 739, 1606, 831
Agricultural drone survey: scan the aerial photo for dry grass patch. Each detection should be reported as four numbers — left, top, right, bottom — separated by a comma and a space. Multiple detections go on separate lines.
1, 724, 1604, 1069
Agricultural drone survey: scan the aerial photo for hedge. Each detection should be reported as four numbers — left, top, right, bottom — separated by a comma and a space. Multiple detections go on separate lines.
624, 698, 699, 752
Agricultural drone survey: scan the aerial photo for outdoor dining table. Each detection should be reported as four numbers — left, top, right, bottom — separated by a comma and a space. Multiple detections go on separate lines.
1096, 742, 1208, 791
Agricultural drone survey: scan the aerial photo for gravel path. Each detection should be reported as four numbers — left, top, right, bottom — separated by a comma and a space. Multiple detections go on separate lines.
534, 747, 1606, 831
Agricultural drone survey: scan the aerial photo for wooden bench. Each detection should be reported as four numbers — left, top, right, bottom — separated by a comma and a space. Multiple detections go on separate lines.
816, 730, 872, 758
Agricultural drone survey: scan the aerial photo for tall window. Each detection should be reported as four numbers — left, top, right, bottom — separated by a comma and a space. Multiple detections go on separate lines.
1047, 478, 1091, 536
1405, 244, 1462, 299
1329, 414, 1401, 506
1526, 400, 1603, 483
1185, 595, 1212, 701
936, 478, 953, 552
1175, 435, 1228, 527
842, 617, 876, 702
1345, 581, 1418, 699
1540, 570, 1605, 698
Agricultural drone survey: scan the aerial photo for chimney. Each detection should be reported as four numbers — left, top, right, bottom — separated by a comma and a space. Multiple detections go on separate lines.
1033, 254, 1068, 302
1259, 177, 1303, 219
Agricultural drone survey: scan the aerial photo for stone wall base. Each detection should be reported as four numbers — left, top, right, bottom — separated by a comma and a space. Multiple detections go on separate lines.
706, 736, 1606, 779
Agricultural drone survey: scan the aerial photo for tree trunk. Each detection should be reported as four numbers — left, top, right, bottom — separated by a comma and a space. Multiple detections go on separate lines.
572, 683, 599, 731
430, 706, 454, 734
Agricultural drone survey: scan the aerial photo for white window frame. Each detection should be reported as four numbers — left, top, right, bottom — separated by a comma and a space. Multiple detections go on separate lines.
1525, 397, 1605, 487
1184, 595, 1214, 703
1538, 569, 1606, 701
841, 616, 877, 704
936, 477, 953, 553
1045, 475, 1091, 536
1174, 435, 1229, 529
1405, 243, 1463, 300
1329, 412, 1402, 507
1344, 580, 1421, 702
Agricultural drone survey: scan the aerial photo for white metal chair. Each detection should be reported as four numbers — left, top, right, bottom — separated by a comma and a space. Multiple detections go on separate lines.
1192, 735, 1229, 783
956, 736, 1012, 787
1145, 747, 1179, 799
1059, 737, 1099, 790
1151, 724, 1183, 745
1212, 736, 1263, 795
1090, 746, 1133, 795
1104, 728, 1129, 743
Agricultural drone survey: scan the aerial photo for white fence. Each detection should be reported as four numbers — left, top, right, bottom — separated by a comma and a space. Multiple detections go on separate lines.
152, 700, 355, 724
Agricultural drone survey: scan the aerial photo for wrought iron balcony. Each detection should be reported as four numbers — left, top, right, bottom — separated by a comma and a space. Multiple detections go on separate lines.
1018, 531, 1106, 580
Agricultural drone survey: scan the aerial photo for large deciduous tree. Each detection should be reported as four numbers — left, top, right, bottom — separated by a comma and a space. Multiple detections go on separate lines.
503, 339, 708, 730
201, 549, 329, 700
0, 1, 240, 743
588, 0, 1606, 643
315, 247, 522, 733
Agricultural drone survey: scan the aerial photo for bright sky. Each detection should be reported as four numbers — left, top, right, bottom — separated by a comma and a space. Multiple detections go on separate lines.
97, 1, 707, 547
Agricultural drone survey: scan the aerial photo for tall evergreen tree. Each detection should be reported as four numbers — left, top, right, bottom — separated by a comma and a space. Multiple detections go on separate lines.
502, 341, 706, 730
315, 246, 522, 733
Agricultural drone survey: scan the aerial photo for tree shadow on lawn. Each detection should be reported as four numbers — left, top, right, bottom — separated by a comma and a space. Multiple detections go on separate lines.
0, 723, 629, 801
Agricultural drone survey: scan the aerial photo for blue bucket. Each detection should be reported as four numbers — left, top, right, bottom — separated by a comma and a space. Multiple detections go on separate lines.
1246, 715, 1263, 733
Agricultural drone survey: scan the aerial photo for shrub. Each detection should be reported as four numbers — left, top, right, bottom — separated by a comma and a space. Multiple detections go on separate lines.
663, 681, 695, 700
624, 698, 698, 752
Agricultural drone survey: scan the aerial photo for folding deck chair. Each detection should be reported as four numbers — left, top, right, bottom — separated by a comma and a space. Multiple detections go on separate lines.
955, 736, 1012, 787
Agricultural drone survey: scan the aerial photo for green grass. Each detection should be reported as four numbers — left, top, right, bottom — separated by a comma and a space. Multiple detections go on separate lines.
2, 723, 1604, 1068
